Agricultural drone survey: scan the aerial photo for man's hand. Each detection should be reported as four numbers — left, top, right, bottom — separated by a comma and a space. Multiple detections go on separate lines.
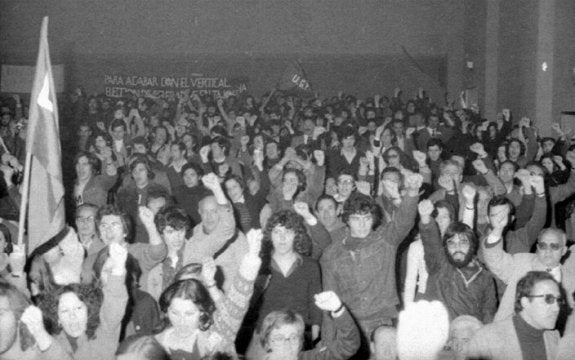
461, 183, 477, 204
240, 135, 250, 147
404, 172, 423, 197
313, 150, 325, 167
398, 301, 449, 360
470, 142, 486, 156
514, 169, 531, 187
418, 199, 434, 223
529, 175, 545, 195
108, 242, 128, 275
314, 291, 343, 313
201, 257, 217, 286
472, 159, 488, 175
199, 145, 211, 163
293, 202, 313, 220
438, 175, 455, 193
519, 117, 530, 128
202, 173, 221, 192
138, 206, 156, 229
246, 229, 263, 256
412, 151, 427, 166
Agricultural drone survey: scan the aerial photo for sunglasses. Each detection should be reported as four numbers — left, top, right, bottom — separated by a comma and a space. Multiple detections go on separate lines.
537, 242, 562, 251
527, 294, 565, 305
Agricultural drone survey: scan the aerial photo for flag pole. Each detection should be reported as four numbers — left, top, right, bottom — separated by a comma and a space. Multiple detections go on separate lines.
16, 151, 32, 246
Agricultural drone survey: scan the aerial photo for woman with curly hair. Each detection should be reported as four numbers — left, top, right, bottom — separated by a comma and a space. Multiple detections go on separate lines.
154, 229, 263, 358
35, 243, 128, 360
245, 208, 322, 359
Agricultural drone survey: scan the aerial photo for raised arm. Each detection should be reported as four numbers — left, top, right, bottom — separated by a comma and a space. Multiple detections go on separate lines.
418, 199, 443, 275
481, 218, 516, 285
380, 172, 421, 246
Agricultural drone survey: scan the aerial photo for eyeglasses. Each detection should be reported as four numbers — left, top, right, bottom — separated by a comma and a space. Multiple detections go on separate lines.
76, 216, 95, 223
270, 334, 300, 345
526, 294, 565, 306
537, 242, 563, 251
99, 222, 123, 230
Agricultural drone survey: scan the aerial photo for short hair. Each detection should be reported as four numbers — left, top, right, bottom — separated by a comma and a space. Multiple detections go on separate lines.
338, 126, 357, 143
538, 228, 567, 247
0, 223, 13, 254
442, 222, 478, 255
224, 174, 247, 193
211, 136, 231, 156
380, 166, 403, 182
110, 118, 127, 131
427, 138, 444, 150
515, 271, 559, 313
116, 335, 170, 360
37, 283, 103, 340
337, 168, 357, 182
259, 310, 305, 352
96, 204, 132, 242
155, 206, 191, 234
342, 192, 382, 230
439, 160, 462, 176
315, 194, 337, 212
158, 279, 216, 332
540, 137, 556, 146
487, 195, 516, 217
75, 202, 99, 219
129, 155, 152, 177
146, 184, 171, 204
74, 151, 101, 176
0, 281, 35, 351
181, 162, 204, 179
433, 200, 456, 221
499, 160, 519, 173
263, 210, 312, 257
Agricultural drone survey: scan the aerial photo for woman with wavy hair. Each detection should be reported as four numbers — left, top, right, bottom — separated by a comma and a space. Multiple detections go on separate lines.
245, 207, 322, 359
35, 243, 129, 360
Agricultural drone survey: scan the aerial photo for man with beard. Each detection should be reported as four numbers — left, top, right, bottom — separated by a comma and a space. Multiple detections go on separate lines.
466, 271, 563, 360
418, 199, 497, 323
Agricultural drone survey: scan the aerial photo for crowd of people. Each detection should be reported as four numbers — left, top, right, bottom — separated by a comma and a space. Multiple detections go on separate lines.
0, 86, 575, 360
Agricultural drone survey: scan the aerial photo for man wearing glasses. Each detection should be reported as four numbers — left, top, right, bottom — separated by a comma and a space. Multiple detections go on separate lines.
466, 271, 563, 360
482, 226, 575, 328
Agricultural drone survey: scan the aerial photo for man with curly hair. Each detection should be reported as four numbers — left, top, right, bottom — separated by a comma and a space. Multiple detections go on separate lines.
321, 172, 422, 359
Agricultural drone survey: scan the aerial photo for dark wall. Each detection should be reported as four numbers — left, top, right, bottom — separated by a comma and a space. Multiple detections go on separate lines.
0, 0, 465, 100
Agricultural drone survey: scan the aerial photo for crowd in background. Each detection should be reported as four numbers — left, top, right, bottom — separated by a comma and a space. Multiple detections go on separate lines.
0, 85, 575, 360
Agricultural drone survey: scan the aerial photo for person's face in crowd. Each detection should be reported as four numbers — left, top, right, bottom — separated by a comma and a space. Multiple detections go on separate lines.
168, 297, 201, 338
224, 178, 244, 203
526, 164, 544, 177
155, 128, 168, 145
133, 143, 147, 154
445, 233, 473, 268
147, 197, 166, 216
366, 110, 376, 121
207, 105, 216, 116
541, 158, 554, 174
88, 98, 98, 112
380, 128, 393, 147
406, 102, 416, 114
271, 225, 296, 256
451, 155, 465, 170
199, 196, 220, 234
132, 163, 149, 188
211, 142, 225, 159
176, 118, 189, 138
392, 122, 404, 138
497, 145, 507, 162
162, 225, 186, 253
449, 324, 479, 360
348, 212, 373, 238
370, 327, 398, 360
498, 162, 516, 183
183, 168, 200, 188
333, 116, 344, 127
386, 150, 400, 168
113, 109, 124, 120
0, 114, 10, 127
316, 198, 338, 229
58, 292, 88, 338
303, 119, 315, 136
380, 171, 401, 197
435, 207, 452, 236
282, 172, 300, 197
508, 141, 521, 159
78, 125, 92, 139
536, 231, 567, 269
266, 142, 279, 160
488, 125, 497, 138
0, 296, 17, 355
149, 116, 160, 128
99, 214, 126, 245
267, 324, 301, 359
75, 155, 93, 182
442, 164, 462, 184
254, 135, 265, 151
342, 135, 356, 150
111, 125, 126, 141
337, 174, 355, 199
76, 207, 97, 238
182, 134, 194, 153
542, 140, 555, 154
428, 116, 440, 129
520, 280, 561, 330
170, 144, 183, 162
95, 135, 108, 151
488, 204, 511, 230
394, 110, 404, 121
427, 145, 442, 162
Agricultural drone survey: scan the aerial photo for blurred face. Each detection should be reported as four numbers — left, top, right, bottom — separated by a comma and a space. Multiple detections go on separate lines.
182, 135, 194, 151
162, 226, 186, 253
303, 119, 315, 135
348, 213, 373, 238
445, 233, 473, 268
183, 168, 200, 188
282, 172, 299, 196
132, 163, 149, 188
450, 325, 478, 360
542, 140, 555, 154
380, 128, 392, 146
497, 145, 507, 162
133, 143, 147, 154
541, 158, 554, 174
536, 231, 567, 268
427, 145, 442, 161
98, 214, 125, 245
316, 199, 338, 229
0, 297, 17, 354
386, 151, 400, 167
508, 141, 521, 159
75, 156, 93, 182
337, 175, 355, 198
271, 225, 296, 256
526, 164, 544, 177
211, 142, 224, 159
78, 125, 91, 139
58, 292, 88, 338
488, 204, 510, 230
76, 207, 97, 237
442, 164, 462, 183
342, 135, 355, 150
521, 280, 561, 330
267, 324, 301, 358
435, 207, 451, 236
168, 298, 200, 337
498, 163, 516, 183
392, 122, 404, 137
155, 128, 167, 144
171, 145, 183, 161
199, 197, 219, 234
147, 197, 166, 215
111, 126, 125, 141
428, 116, 439, 129
225, 179, 244, 203
266, 142, 279, 159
